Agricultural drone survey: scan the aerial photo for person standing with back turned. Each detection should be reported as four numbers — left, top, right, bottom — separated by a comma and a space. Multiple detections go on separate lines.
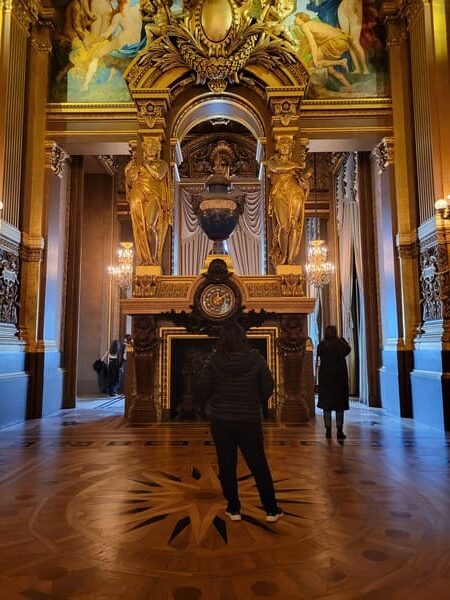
317, 325, 351, 440
197, 321, 283, 523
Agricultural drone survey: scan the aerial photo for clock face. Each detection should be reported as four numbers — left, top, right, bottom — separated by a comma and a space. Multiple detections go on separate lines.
199, 284, 236, 319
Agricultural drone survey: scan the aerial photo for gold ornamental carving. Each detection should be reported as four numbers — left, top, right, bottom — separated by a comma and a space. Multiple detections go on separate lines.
5, 0, 41, 35
45, 142, 69, 178
280, 274, 305, 297
402, 0, 424, 30
131, 0, 298, 93
125, 138, 172, 267
245, 280, 282, 298
268, 136, 312, 266
384, 14, 408, 47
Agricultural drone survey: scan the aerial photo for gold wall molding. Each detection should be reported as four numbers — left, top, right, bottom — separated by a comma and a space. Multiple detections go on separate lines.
280, 274, 306, 297
397, 240, 420, 259
20, 233, 44, 263
44, 141, 69, 178
371, 137, 395, 173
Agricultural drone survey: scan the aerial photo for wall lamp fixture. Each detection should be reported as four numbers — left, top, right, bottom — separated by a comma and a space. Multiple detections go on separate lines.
435, 195, 450, 220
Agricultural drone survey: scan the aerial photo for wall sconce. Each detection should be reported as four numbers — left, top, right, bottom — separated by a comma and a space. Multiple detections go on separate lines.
435, 196, 450, 220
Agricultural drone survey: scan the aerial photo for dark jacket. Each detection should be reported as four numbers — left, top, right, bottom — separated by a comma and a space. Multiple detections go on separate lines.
317, 337, 351, 411
197, 348, 274, 422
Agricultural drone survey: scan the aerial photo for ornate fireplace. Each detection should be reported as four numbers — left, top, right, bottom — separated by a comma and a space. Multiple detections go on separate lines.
159, 326, 279, 421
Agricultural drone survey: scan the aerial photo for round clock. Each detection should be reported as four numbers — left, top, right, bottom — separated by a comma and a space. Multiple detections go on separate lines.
199, 283, 236, 319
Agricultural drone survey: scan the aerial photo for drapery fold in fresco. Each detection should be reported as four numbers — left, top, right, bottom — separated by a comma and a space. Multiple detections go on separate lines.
50, 1, 388, 103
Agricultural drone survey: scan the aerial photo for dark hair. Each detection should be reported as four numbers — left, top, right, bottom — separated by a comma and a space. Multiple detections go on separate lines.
109, 339, 120, 354
324, 325, 338, 340
215, 321, 249, 357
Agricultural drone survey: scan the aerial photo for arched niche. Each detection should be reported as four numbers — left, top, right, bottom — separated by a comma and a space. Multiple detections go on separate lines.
171, 93, 266, 146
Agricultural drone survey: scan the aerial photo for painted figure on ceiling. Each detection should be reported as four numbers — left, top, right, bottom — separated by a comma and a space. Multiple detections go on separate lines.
268, 136, 312, 265
293, 12, 366, 90
81, 0, 144, 90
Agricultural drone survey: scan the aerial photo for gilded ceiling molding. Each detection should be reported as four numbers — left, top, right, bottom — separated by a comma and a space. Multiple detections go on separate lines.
371, 137, 395, 174
44, 141, 69, 179
125, 0, 307, 94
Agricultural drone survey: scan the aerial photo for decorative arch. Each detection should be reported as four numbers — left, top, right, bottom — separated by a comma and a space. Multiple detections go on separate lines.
171, 93, 266, 144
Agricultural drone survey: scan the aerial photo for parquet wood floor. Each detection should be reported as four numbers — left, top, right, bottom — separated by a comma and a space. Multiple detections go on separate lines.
1, 401, 450, 599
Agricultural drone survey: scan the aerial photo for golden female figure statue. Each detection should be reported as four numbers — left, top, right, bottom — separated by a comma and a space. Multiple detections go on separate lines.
125, 138, 171, 266
268, 136, 312, 265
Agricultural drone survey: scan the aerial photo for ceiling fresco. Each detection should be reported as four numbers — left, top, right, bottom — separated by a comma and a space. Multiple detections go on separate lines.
49, 1, 388, 103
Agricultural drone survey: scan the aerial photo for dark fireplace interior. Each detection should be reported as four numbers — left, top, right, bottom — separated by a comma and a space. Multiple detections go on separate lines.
170, 337, 268, 421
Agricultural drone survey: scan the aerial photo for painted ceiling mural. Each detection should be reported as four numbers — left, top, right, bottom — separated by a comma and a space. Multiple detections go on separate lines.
50, 0, 388, 103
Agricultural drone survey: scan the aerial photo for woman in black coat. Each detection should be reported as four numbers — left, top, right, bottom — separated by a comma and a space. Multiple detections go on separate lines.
317, 325, 351, 440
197, 321, 283, 523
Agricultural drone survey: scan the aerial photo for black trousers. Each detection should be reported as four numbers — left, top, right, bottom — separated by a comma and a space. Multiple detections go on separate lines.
210, 419, 278, 514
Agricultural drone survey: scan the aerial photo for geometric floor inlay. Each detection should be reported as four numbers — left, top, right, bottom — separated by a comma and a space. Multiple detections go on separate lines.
1, 403, 450, 599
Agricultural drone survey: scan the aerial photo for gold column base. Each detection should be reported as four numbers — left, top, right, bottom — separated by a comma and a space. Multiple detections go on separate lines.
202, 253, 234, 273
276, 264, 303, 276
136, 265, 162, 277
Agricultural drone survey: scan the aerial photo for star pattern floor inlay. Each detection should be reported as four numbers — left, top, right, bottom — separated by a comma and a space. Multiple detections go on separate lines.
0, 402, 450, 599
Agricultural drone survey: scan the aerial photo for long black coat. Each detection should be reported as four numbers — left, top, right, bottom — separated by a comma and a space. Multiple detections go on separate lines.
317, 338, 351, 411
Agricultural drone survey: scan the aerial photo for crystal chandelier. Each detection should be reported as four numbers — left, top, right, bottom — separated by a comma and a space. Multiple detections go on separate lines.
306, 239, 335, 287
305, 155, 335, 288
107, 242, 134, 289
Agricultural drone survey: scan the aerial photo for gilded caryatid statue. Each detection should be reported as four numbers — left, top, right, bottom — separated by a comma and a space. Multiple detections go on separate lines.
268, 136, 312, 266
125, 138, 171, 266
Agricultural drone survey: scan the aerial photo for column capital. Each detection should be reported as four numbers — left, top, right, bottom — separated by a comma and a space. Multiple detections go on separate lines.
384, 13, 408, 46
371, 137, 395, 174
266, 87, 305, 138
44, 141, 69, 178
135, 90, 171, 138
6, 0, 42, 36
402, 0, 426, 30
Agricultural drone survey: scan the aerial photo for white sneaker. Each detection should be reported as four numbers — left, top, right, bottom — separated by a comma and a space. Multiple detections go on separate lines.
225, 511, 242, 521
266, 510, 284, 523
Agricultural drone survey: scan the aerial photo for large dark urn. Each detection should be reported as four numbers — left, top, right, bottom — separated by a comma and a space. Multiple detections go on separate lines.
192, 174, 245, 254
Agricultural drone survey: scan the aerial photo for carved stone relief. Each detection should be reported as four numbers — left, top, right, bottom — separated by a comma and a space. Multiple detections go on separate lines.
0, 248, 19, 325
179, 134, 258, 179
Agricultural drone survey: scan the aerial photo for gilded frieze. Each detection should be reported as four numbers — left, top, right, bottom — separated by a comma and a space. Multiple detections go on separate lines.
245, 280, 282, 298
